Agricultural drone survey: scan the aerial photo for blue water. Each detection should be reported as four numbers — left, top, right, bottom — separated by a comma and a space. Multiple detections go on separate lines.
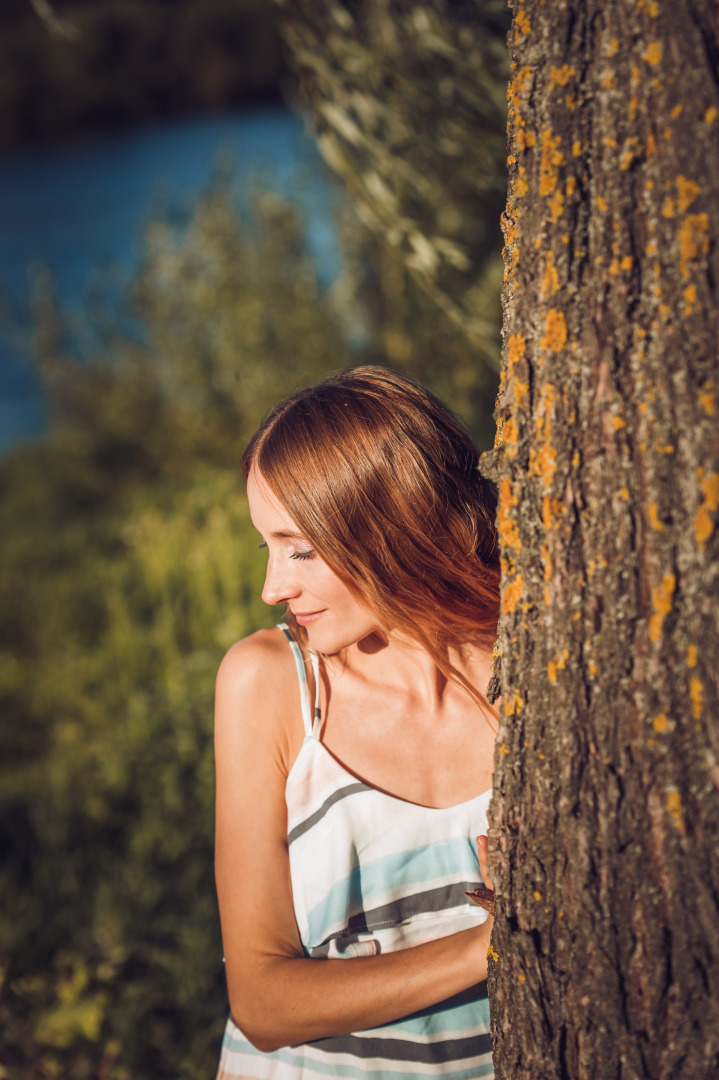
0, 106, 341, 454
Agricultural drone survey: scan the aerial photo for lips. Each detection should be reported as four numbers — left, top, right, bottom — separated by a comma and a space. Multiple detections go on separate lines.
292, 609, 326, 626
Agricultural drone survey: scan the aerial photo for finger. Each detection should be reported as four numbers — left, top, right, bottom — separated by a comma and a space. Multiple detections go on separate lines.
476, 834, 494, 892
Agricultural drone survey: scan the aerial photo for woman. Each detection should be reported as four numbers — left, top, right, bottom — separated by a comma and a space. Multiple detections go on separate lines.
214, 366, 500, 1079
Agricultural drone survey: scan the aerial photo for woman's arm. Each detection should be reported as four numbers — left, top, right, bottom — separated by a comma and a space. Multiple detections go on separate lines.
214, 631, 493, 1053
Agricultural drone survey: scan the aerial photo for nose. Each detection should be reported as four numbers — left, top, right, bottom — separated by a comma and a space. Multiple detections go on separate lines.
261, 553, 301, 607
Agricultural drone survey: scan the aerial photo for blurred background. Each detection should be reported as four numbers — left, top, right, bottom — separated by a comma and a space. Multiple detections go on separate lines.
0, 1, 509, 1076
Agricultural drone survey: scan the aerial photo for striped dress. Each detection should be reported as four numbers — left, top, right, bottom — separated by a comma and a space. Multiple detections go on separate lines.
216, 624, 494, 1080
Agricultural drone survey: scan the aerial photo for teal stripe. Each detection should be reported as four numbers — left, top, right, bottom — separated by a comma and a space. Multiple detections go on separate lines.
222, 1029, 493, 1080
304, 837, 479, 947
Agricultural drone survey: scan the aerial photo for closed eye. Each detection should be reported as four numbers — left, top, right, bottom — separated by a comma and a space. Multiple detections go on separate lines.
290, 550, 315, 561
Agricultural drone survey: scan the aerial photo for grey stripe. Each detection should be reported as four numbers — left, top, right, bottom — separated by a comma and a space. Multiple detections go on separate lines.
287, 782, 370, 845
317, 882, 483, 947
308, 1027, 492, 1064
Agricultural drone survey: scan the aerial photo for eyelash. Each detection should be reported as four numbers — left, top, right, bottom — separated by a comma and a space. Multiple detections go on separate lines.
258, 542, 315, 561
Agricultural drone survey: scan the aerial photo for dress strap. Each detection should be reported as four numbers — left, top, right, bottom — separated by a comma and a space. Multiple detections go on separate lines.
278, 622, 319, 738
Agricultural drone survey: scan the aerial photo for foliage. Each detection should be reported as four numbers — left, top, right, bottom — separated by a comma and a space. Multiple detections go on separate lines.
0, 172, 501, 1077
277, 0, 510, 353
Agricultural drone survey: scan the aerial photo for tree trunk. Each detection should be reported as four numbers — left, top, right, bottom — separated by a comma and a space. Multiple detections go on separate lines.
488, 2, 719, 1078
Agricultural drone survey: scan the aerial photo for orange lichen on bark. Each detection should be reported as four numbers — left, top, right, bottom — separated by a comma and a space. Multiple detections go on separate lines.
504, 691, 525, 716
548, 65, 576, 91
605, 38, 619, 58
497, 477, 520, 552
677, 175, 701, 212
652, 713, 671, 733
695, 469, 719, 548
572, 140, 582, 157
547, 648, 569, 684
597, 196, 609, 212
679, 214, 710, 279
690, 676, 704, 720
643, 42, 663, 66
502, 575, 524, 615
665, 789, 685, 834
683, 283, 697, 316
540, 310, 567, 352
540, 252, 560, 298
705, 106, 718, 125
539, 128, 565, 197
699, 383, 715, 416
687, 644, 698, 668
649, 573, 676, 642
514, 7, 531, 39
648, 503, 665, 531
542, 495, 564, 530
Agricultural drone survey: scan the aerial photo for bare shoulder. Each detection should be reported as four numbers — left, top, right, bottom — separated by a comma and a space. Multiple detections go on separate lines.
215, 626, 305, 774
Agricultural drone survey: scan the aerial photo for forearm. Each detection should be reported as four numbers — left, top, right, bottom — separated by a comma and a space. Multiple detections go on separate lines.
229, 923, 489, 1052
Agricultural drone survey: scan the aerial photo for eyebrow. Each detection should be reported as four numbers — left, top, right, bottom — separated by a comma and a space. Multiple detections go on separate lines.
270, 530, 305, 540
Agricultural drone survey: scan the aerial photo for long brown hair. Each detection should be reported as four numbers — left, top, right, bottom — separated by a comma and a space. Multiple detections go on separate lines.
242, 366, 500, 708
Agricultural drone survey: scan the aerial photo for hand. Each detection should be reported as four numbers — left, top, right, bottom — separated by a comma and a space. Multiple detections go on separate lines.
465, 835, 495, 915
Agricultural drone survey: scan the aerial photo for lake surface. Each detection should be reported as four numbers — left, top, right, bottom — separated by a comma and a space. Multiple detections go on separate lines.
0, 106, 340, 454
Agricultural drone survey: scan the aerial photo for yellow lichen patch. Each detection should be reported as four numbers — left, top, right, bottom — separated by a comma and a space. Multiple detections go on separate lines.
695, 469, 719, 549
629, 96, 639, 121
699, 383, 715, 416
497, 477, 520, 549
652, 712, 671, 733
518, 972, 527, 984
661, 197, 675, 218
516, 167, 529, 198
572, 450, 581, 468
499, 743, 510, 755
530, 443, 557, 492
687, 644, 698, 668
515, 7, 531, 38
597, 196, 609, 212
540, 252, 560, 298
540, 309, 567, 352
683, 283, 697, 316
503, 692, 525, 716
542, 495, 564, 531
621, 255, 633, 270
533, 891, 542, 901
705, 106, 718, 125
619, 486, 629, 500
643, 41, 663, 66
679, 213, 710, 279
547, 648, 569, 684
665, 789, 685, 834
663, 125, 672, 142
549, 65, 576, 91
539, 127, 565, 197
677, 175, 701, 213
646, 132, 657, 157
502, 575, 524, 615
572, 140, 582, 157
648, 502, 665, 531
671, 103, 683, 119
602, 71, 616, 91
645, 239, 658, 256
611, 415, 627, 429
649, 573, 676, 642
501, 415, 519, 457
566, 175, 577, 196
549, 190, 565, 222
605, 37, 619, 58
690, 676, 703, 720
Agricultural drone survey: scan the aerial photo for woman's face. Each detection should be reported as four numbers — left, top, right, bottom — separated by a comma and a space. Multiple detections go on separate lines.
247, 469, 378, 654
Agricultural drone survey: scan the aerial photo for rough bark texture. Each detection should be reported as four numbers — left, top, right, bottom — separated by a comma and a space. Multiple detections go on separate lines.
486, 2, 719, 1078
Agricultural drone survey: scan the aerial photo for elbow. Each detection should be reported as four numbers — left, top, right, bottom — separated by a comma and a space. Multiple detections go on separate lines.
228, 991, 288, 1054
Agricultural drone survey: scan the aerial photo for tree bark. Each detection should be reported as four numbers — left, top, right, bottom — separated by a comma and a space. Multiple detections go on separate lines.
487, 2, 719, 1078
